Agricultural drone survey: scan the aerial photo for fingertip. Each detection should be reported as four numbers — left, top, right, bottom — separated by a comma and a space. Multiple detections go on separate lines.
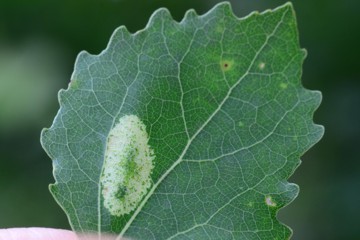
0, 228, 78, 240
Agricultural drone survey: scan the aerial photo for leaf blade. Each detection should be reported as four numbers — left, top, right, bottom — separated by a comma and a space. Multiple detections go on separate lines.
41, 2, 324, 239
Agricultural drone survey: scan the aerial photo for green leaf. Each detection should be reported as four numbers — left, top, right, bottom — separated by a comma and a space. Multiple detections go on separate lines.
41, 2, 323, 239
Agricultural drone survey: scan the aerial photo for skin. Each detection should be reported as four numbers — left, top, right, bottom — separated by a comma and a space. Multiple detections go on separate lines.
0, 228, 77, 240
0, 228, 119, 240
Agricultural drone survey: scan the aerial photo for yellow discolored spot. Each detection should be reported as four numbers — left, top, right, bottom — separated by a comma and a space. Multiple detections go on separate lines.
279, 83, 288, 89
220, 59, 234, 72
258, 62, 265, 70
265, 196, 277, 207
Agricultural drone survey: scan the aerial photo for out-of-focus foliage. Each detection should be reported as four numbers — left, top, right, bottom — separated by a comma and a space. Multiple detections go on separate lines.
0, 42, 63, 132
0, 1, 359, 240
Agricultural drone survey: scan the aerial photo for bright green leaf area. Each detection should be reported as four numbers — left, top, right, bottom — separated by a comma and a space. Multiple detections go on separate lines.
41, 2, 323, 239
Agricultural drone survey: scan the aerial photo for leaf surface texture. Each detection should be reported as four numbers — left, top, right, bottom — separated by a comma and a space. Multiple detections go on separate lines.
41, 3, 324, 239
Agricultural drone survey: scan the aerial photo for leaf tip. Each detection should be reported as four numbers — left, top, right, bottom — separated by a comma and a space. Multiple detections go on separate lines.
49, 183, 57, 195
212, 1, 232, 13
310, 90, 324, 114
109, 25, 131, 44
147, 7, 173, 28
276, 1, 295, 13
40, 128, 48, 146
57, 88, 67, 103
316, 124, 325, 139
205, 1, 235, 20
303, 89, 324, 143
301, 48, 308, 59
182, 8, 197, 22
40, 128, 55, 160
283, 1, 294, 8
76, 50, 93, 64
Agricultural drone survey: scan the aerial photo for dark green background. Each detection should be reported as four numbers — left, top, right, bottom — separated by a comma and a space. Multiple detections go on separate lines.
0, 0, 358, 239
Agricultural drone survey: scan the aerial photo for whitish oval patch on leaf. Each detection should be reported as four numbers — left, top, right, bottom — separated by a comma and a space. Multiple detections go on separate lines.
265, 196, 277, 207
100, 115, 155, 216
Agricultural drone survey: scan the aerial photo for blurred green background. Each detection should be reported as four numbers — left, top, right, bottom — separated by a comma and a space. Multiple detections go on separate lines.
0, 0, 359, 239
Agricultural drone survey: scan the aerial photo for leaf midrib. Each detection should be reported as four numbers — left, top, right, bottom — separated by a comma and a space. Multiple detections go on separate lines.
115, 7, 289, 239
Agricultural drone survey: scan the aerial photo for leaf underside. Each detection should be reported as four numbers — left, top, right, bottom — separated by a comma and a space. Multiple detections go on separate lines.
41, 2, 323, 240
